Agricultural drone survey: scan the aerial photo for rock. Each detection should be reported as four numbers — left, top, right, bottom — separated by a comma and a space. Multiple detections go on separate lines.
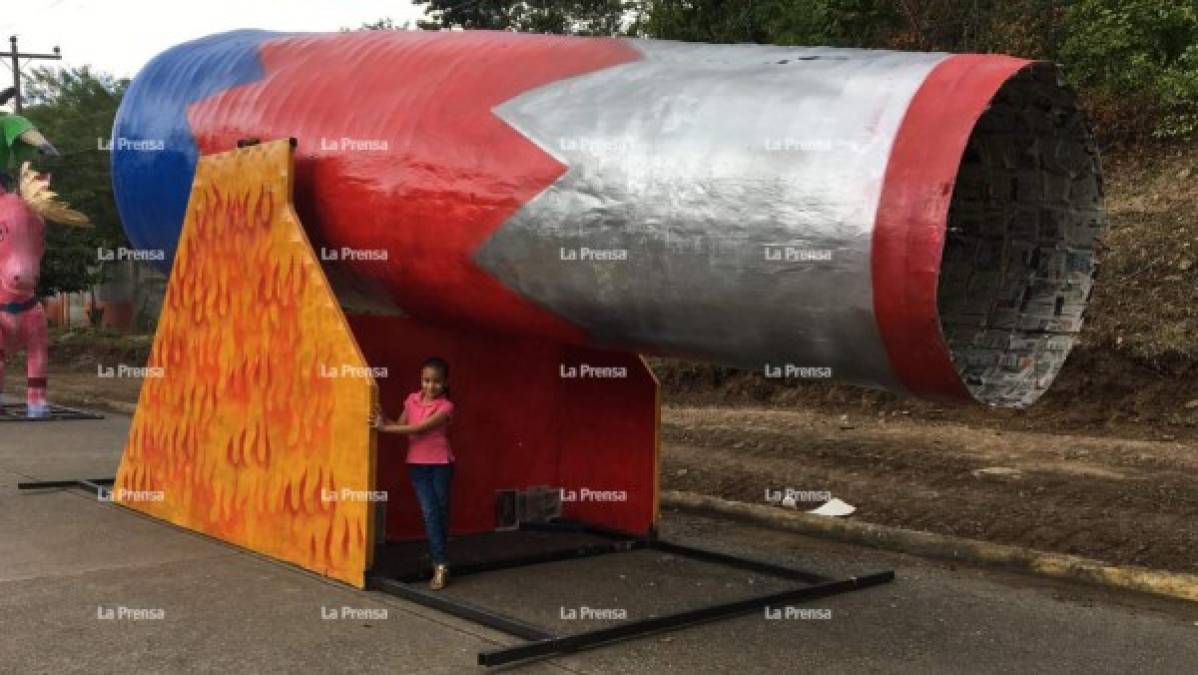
675, 468, 688, 476
1180, 259, 1193, 271
1186, 399, 1198, 409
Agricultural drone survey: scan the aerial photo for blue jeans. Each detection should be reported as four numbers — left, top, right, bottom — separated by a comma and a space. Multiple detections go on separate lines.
408, 463, 454, 565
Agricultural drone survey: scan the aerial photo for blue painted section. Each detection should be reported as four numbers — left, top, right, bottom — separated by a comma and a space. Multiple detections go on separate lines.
111, 30, 286, 273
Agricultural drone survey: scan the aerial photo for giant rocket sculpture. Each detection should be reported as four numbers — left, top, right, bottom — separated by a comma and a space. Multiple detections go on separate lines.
112, 30, 1105, 409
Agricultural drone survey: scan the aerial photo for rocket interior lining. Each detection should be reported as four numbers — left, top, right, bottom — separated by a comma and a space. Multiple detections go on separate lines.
937, 63, 1105, 408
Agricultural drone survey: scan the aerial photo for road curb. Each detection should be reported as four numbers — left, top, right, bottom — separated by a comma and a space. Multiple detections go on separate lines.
662, 490, 1198, 604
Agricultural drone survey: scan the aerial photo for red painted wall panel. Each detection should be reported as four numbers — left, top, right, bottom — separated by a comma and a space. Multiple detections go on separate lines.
348, 314, 658, 541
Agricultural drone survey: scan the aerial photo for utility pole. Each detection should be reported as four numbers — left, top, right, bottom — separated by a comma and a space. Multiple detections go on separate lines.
2, 35, 62, 114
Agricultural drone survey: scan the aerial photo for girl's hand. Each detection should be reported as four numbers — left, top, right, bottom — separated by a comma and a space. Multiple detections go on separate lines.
371, 409, 388, 430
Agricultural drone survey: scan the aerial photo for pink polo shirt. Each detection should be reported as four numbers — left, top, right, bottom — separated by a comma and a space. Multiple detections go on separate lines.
403, 392, 455, 464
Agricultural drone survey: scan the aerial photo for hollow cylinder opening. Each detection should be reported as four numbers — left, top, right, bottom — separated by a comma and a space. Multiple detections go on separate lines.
937, 63, 1105, 408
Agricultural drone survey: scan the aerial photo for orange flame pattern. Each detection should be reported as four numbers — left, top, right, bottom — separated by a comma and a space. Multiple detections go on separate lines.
114, 140, 377, 586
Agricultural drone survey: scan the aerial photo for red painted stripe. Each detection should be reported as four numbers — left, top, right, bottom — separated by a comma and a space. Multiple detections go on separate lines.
871, 54, 1031, 403
186, 31, 641, 342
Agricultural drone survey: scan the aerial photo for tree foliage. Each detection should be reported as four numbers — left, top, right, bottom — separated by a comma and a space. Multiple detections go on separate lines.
633, 0, 1072, 54
1060, 0, 1198, 139
19, 66, 129, 297
416, 0, 634, 35
343, 16, 413, 31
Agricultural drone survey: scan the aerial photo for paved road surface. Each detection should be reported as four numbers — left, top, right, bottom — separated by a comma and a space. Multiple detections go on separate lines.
2, 412, 1196, 673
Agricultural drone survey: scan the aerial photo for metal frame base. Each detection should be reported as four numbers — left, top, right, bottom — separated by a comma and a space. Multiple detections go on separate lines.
368, 520, 895, 667
0, 403, 104, 422
17, 485, 894, 665
389, 538, 645, 584
18, 477, 114, 496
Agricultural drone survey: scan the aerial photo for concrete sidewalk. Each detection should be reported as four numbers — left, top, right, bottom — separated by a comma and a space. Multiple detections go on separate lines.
2, 412, 1196, 673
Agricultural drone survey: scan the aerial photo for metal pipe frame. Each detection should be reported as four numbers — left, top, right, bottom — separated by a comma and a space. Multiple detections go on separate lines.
0, 403, 104, 422
17, 478, 895, 664
366, 575, 555, 642
646, 539, 834, 585
368, 519, 895, 668
17, 477, 114, 496
477, 571, 895, 667
390, 535, 646, 584
518, 519, 651, 541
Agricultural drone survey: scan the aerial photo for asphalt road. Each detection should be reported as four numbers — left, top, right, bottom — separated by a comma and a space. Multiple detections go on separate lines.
2, 411, 1196, 673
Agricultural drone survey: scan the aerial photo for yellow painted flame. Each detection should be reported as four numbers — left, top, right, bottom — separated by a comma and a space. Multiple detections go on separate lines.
114, 140, 376, 587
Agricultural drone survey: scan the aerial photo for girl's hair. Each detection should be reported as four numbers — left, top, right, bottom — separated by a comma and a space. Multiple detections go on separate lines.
422, 356, 450, 396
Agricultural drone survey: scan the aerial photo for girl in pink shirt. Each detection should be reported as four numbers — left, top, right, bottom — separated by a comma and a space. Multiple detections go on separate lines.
374, 357, 455, 590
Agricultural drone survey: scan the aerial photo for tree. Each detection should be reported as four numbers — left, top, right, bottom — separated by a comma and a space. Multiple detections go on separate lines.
19, 66, 130, 297
342, 17, 413, 31
633, 0, 897, 46
632, 0, 1064, 53
1061, 0, 1198, 139
415, 0, 634, 35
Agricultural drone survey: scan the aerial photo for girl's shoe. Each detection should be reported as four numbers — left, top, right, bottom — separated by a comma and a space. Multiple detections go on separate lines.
429, 564, 449, 590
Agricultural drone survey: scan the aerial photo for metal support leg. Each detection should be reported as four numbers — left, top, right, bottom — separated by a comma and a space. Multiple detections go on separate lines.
392, 537, 646, 583
367, 575, 555, 642
646, 539, 833, 584
18, 477, 114, 497
477, 570, 895, 667
0, 403, 104, 421
369, 520, 895, 667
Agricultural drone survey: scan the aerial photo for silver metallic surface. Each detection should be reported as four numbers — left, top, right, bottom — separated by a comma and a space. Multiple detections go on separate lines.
479, 42, 949, 389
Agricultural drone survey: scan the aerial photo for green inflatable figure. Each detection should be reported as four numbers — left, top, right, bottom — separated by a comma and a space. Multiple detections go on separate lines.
0, 87, 60, 191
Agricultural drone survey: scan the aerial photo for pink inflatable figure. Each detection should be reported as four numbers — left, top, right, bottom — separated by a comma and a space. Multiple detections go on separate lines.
0, 162, 89, 417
